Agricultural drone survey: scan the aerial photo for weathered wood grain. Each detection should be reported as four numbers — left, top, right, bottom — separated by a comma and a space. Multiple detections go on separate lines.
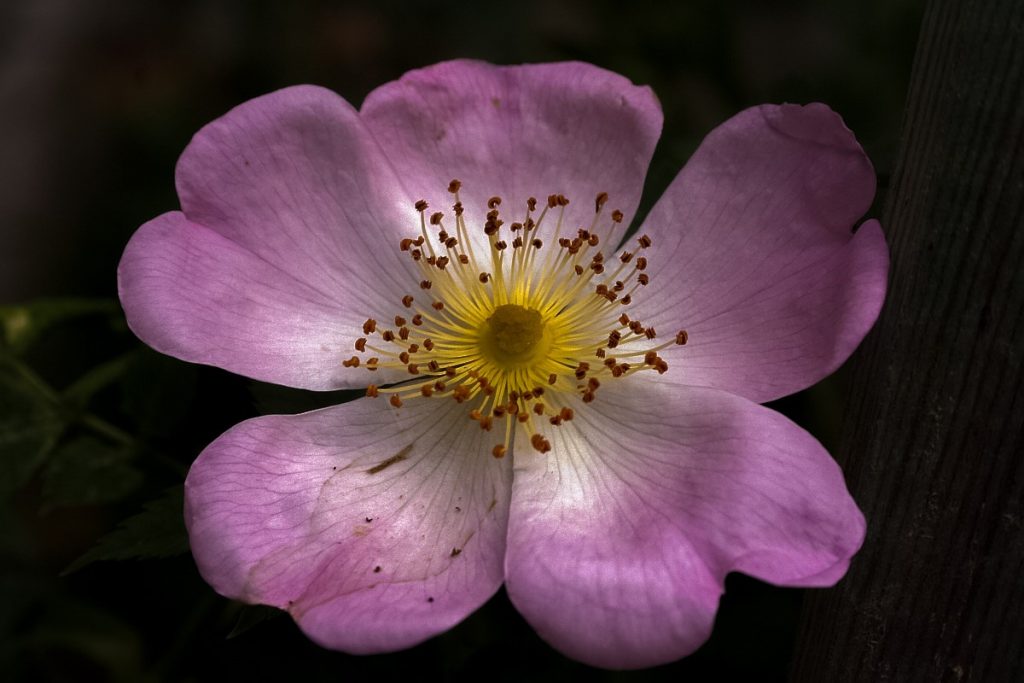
789, 0, 1024, 680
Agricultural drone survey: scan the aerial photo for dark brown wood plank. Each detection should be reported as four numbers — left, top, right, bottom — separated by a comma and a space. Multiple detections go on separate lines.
789, 0, 1024, 680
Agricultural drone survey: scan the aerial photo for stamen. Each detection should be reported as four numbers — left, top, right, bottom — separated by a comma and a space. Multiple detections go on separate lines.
346, 183, 687, 458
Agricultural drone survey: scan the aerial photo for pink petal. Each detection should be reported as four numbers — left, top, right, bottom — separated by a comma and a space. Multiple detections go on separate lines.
361, 60, 662, 252
631, 104, 888, 403
118, 212, 405, 390
120, 85, 428, 388
504, 381, 864, 669
177, 85, 418, 301
185, 397, 511, 653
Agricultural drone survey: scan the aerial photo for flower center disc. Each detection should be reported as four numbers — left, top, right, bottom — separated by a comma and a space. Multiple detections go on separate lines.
481, 304, 548, 367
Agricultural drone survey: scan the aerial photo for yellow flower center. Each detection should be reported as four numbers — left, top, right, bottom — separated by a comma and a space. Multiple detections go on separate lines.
342, 180, 688, 458
481, 304, 548, 367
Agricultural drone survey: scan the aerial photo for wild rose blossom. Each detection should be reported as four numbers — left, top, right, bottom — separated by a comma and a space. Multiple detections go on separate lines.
118, 60, 888, 669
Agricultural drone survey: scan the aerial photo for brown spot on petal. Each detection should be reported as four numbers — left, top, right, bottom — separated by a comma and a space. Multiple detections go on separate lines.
366, 443, 413, 474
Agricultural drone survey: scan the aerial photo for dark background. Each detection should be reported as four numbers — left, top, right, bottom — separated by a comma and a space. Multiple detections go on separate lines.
1, 1, 922, 680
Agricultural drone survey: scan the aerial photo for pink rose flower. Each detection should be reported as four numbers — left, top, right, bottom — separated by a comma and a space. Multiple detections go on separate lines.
118, 60, 888, 669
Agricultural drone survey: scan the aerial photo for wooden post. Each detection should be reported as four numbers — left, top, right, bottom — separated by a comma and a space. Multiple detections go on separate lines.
789, 0, 1024, 680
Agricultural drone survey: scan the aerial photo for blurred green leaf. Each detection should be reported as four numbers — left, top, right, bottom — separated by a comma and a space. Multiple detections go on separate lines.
248, 379, 360, 415
0, 298, 120, 355
226, 604, 285, 639
121, 348, 198, 439
62, 352, 136, 406
0, 356, 64, 500
0, 575, 143, 683
63, 486, 188, 574
41, 436, 143, 509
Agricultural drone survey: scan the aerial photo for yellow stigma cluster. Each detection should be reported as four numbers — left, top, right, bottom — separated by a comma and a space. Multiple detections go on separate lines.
344, 180, 687, 457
